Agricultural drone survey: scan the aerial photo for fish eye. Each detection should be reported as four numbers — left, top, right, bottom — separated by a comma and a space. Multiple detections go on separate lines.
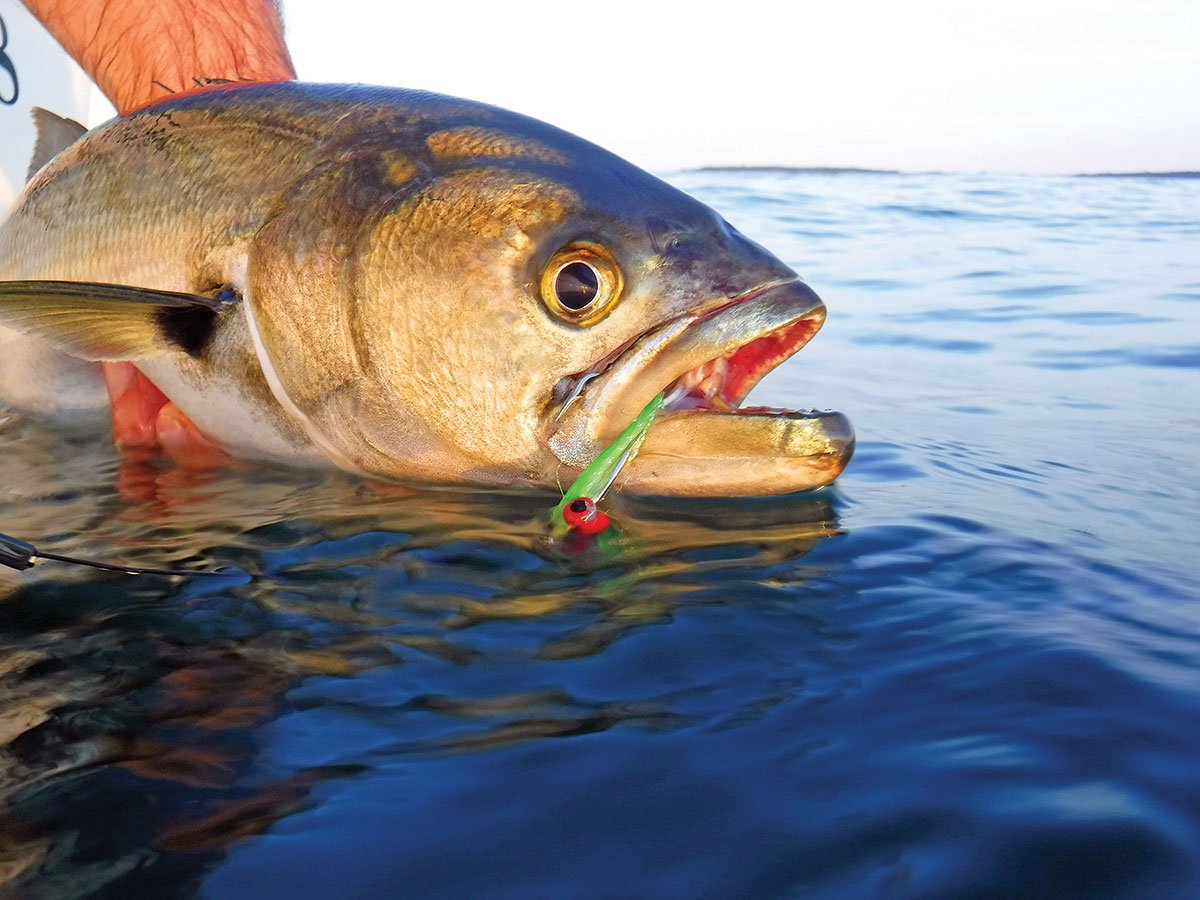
555, 262, 599, 311
539, 242, 623, 326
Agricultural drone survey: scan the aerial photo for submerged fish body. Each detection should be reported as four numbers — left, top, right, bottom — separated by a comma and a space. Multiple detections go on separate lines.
0, 82, 852, 495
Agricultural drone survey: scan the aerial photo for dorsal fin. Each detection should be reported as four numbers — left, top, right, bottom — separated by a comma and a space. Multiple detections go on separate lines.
27, 109, 88, 182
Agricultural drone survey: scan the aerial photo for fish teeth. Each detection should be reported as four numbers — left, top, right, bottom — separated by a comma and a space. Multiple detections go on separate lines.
664, 356, 731, 410
662, 382, 691, 409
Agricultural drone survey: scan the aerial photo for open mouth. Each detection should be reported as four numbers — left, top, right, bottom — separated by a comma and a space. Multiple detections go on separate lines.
552, 280, 822, 421
659, 301, 823, 413
548, 280, 854, 495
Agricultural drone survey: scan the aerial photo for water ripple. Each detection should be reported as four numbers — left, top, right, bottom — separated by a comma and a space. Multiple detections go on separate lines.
1033, 345, 1200, 369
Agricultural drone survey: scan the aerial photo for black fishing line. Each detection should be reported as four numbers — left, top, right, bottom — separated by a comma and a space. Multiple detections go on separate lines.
0, 530, 227, 577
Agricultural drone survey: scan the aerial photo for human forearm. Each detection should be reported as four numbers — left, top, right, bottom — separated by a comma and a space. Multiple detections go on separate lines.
21, 0, 295, 113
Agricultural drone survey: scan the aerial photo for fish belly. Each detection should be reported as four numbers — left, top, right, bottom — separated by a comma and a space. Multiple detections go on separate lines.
0, 324, 107, 418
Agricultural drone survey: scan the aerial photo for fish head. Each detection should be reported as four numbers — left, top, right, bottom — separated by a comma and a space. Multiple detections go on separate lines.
246, 92, 853, 493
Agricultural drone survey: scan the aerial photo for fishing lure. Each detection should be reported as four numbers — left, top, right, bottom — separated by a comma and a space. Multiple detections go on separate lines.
550, 392, 664, 537
561, 497, 610, 536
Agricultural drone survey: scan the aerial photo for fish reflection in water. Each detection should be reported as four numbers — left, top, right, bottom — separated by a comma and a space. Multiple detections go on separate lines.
0, 412, 838, 895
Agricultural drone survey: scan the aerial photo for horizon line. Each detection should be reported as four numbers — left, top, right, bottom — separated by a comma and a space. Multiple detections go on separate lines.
677, 165, 1200, 179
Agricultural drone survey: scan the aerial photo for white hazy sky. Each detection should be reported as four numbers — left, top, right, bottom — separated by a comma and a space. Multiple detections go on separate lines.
279, 0, 1199, 175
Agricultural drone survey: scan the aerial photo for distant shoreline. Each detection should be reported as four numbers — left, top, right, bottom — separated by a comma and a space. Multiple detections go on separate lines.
684, 166, 1200, 179
1074, 171, 1200, 179
688, 166, 904, 176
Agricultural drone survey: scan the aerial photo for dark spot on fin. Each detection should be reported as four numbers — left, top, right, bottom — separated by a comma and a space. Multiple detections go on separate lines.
0, 280, 228, 361
156, 287, 238, 356
155, 304, 217, 356
28, 108, 87, 181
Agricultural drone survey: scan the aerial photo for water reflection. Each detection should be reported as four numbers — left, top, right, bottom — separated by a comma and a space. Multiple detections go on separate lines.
0, 414, 840, 896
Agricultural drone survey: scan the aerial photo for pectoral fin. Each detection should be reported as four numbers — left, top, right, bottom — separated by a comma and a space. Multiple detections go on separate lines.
0, 280, 230, 361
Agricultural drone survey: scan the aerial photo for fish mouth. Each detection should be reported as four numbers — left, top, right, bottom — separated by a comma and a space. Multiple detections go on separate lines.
547, 280, 854, 495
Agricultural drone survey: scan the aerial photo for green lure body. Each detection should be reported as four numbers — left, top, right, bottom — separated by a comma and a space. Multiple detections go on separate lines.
549, 392, 664, 536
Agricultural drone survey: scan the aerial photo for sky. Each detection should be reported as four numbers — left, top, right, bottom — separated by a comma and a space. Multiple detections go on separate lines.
279, 0, 1200, 175
2, 0, 1197, 185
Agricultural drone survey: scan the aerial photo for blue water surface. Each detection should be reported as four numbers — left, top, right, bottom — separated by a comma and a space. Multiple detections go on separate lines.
1, 171, 1198, 899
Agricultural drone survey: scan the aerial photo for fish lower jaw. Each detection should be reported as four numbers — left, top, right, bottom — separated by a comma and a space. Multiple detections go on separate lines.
623, 333, 855, 495
618, 403, 855, 496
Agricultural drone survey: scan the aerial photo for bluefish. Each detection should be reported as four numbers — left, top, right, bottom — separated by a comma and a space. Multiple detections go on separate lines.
0, 83, 853, 495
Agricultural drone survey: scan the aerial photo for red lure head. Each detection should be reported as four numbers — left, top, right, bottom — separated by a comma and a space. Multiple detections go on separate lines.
562, 497, 610, 536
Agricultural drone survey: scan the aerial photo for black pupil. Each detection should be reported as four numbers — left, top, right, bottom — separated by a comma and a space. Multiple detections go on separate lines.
555, 262, 600, 311
569, 499, 589, 513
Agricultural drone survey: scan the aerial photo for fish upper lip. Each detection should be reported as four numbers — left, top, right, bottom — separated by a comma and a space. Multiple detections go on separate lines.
547, 278, 827, 466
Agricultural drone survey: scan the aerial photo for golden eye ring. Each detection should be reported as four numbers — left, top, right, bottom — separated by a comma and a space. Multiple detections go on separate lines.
539, 242, 623, 327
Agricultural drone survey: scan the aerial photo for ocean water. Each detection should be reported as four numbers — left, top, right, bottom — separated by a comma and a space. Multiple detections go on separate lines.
1, 170, 1198, 899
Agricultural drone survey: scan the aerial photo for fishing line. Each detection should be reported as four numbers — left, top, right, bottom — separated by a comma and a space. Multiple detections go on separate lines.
0, 530, 227, 577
